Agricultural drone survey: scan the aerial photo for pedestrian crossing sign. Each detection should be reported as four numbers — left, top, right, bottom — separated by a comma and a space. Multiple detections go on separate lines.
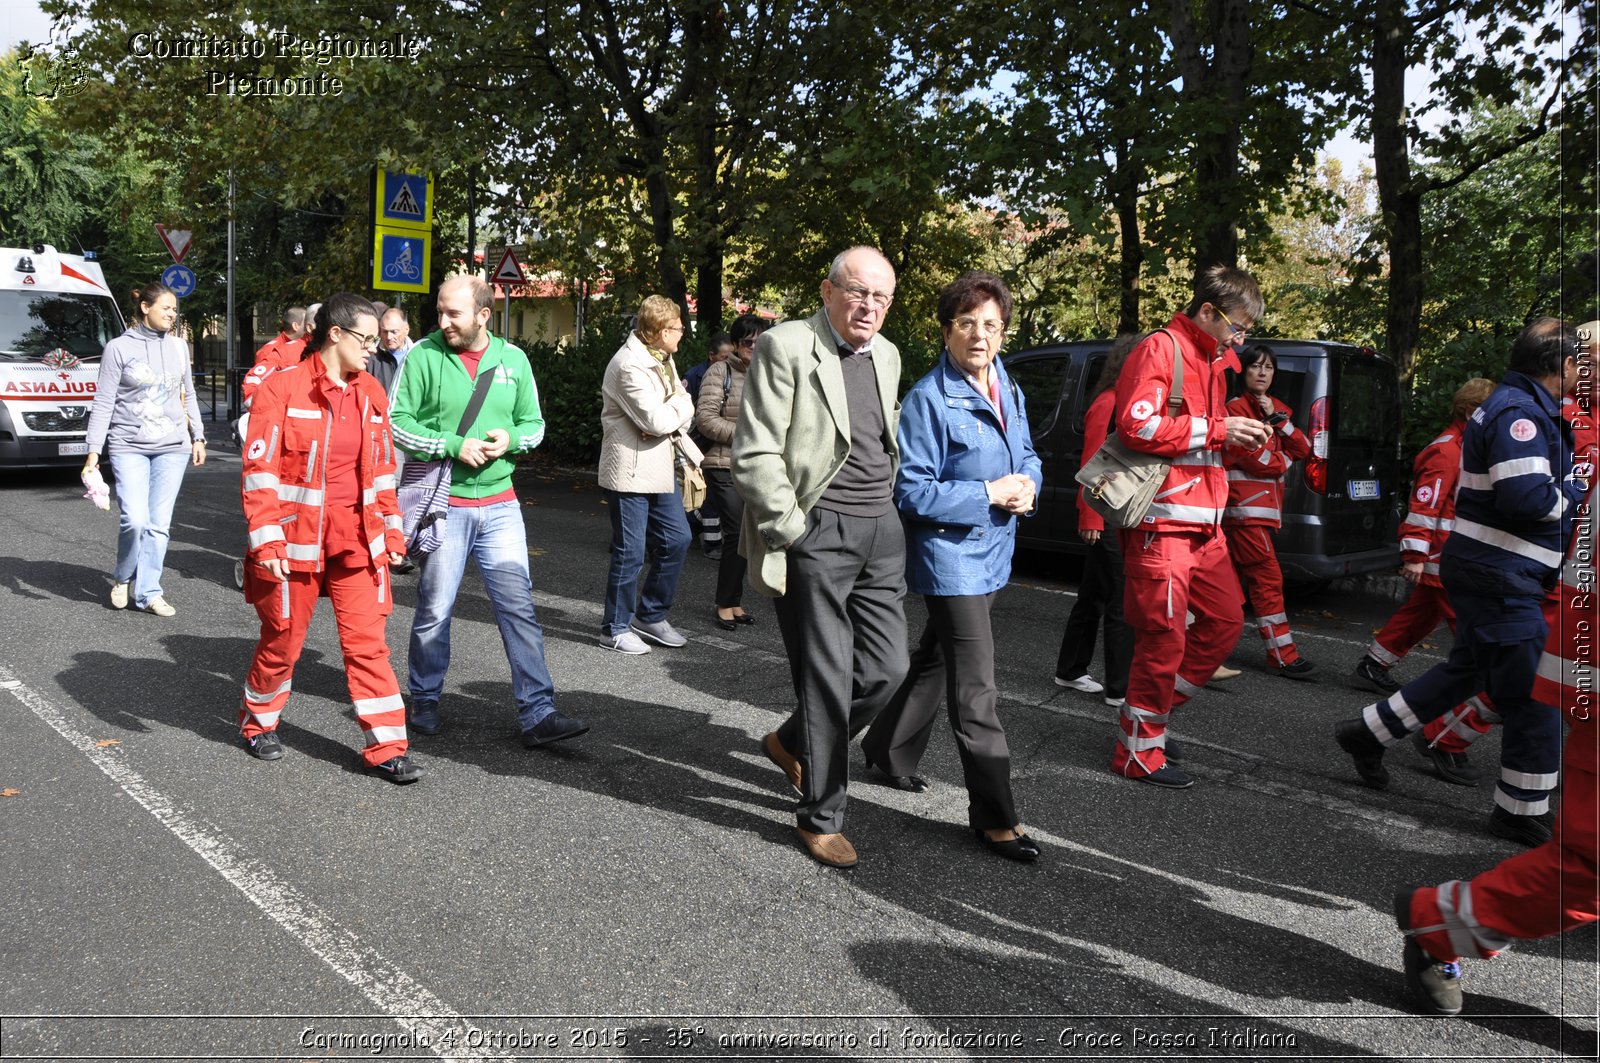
376, 170, 433, 229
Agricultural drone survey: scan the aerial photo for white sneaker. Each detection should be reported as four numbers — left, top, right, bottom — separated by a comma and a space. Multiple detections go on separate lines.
631, 618, 688, 647
1104, 696, 1126, 708
1054, 673, 1104, 693
603, 630, 651, 655
109, 582, 129, 609
142, 596, 176, 617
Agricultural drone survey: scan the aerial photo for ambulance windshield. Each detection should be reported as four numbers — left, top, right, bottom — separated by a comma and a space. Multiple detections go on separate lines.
0, 291, 120, 362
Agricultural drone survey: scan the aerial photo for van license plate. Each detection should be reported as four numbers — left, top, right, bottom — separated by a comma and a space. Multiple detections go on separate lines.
1348, 479, 1379, 500
58, 442, 88, 456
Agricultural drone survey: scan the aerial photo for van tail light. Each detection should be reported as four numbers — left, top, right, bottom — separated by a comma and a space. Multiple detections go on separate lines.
1305, 396, 1329, 495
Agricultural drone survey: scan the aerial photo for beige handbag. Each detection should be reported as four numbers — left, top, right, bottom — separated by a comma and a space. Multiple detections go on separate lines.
671, 431, 706, 511
1075, 330, 1184, 528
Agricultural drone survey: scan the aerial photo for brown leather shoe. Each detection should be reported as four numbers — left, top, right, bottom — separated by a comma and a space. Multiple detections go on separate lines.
796, 828, 857, 868
762, 731, 803, 794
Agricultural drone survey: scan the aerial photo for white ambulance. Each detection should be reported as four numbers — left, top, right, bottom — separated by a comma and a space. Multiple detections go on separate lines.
0, 244, 124, 468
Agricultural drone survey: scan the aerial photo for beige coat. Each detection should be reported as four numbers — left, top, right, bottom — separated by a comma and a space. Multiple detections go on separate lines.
731, 310, 901, 596
693, 358, 747, 471
598, 332, 695, 495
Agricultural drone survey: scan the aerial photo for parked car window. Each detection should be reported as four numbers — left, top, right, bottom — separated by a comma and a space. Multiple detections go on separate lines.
1334, 360, 1400, 450
1007, 354, 1069, 434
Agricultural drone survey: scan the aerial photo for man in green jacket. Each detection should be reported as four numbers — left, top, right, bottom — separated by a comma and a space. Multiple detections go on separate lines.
390, 275, 588, 748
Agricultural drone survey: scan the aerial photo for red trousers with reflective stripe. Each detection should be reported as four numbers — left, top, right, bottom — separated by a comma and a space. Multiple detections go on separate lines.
240, 562, 406, 767
1407, 722, 1598, 963
1223, 523, 1301, 667
1370, 583, 1455, 668
1113, 529, 1243, 776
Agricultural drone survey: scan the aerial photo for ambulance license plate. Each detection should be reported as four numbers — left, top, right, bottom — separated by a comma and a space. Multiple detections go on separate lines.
58, 442, 88, 456
1348, 479, 1379, 500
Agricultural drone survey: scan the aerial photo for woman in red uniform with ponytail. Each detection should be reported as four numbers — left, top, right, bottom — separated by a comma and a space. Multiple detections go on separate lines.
237, 293, 421, 783
1222, 344, 1315, 679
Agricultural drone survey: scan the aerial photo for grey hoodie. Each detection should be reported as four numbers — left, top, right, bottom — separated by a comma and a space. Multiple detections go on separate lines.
85, 323, 205, 455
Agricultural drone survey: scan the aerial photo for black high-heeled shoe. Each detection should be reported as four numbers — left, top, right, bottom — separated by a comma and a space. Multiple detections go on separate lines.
733, 612, 757, 625
974, 828, 1041, 862
862, 749, 930, 793
714, 612, 738, 631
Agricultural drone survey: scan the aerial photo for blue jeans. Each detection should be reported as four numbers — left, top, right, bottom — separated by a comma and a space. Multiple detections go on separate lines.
408, 501, 555, 729
601, 489, 691, 636
109, 449, 189, 608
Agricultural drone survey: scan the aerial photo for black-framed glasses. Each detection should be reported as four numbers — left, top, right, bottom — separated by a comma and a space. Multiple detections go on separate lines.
337, 326, 380, 349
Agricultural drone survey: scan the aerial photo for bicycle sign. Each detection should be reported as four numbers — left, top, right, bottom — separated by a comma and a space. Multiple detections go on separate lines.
371, 225, 432, 294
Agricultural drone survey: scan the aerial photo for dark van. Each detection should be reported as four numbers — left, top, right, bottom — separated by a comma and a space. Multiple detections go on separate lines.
1002, 338, 1403, 582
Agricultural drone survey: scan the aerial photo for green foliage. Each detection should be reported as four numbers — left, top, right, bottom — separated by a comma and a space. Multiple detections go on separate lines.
1405, 330, 1506, 454
514, 319, 631, 465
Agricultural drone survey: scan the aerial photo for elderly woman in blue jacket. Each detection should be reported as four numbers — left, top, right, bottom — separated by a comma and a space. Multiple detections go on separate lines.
860, 271, 1044, 862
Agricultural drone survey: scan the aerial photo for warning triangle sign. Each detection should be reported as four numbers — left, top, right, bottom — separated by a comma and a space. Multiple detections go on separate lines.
492, 248, 526, 285
387, 180, 422, 218
155, 224, 193, 264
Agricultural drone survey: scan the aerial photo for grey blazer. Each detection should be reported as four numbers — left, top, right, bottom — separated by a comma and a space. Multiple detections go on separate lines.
731, 309, 901, 596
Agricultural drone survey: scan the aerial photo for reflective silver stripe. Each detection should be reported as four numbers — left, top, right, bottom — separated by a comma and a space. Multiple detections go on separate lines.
1173, 675, 1203, 699
1234, 489, 1271, 507
1537, 652, 1577, 687
1501, 767, 1560, 790
243, 472, 279, 492
248, 525, 285, 548
1407, 513, 1440, 530
1118, 732, 1169, 752
1145, 502, 1223, 523
368, 534, 387, 558
1542, 494, 1567, 522
266, 425, 279, 463
362, 487, 379, 505
1258, 612, 1288, 625
1466, 696, 1501, 725
377, 565, 387, 605
1423, 561, 1441, 575
1122, 703, 1166, 723
1438, 880, 1510, 959
1224, 506, 1281, 521
306, 440, 319, 484
1172, 451, 1221, 467
353, 693, 405, 719
1362, 699, 1408, 745
276, 484, 324, 506
384, 514, 404, 531
287, 407, 320, 419
1226, 469, 1276, 482
372, 473, 397, 491
1451, 518, 1563, 567
285, 542, 320, 561
245, 711, 281, 728
243, 678, 291, 704
1400, 537, 1431, 554
1489, 455, 1552, 482
364, 725, 408, 746
1136, 415, 1161, 441
279, 579, 290, 621
1154, 476, 1201, 501
1458, 470, 1489, 490
1367, 640, 1400, 667
1186, 418, 1208, 449
1493, 789, 1550, 816
1278, 423, 1297, 438
1262, 632, 1294, 648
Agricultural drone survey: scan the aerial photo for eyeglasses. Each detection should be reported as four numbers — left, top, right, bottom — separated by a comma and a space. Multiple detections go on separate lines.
834, 283, 894, 309
950, 316, 1006, 337
1214, 306, 1251, 341
338, 327, 380, 349
663, 324, 685, 334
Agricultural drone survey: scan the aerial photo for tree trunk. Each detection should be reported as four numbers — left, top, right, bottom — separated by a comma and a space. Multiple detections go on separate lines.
1370, 0, 1421, 375
1113, 137, 1144, 334
1167, 0, 1252, 274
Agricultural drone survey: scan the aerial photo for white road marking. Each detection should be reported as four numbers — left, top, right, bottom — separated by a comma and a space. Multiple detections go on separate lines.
0, 662, 513, 1062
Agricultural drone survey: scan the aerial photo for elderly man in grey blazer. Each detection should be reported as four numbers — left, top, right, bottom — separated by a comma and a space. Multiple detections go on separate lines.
732, 246, 909, 868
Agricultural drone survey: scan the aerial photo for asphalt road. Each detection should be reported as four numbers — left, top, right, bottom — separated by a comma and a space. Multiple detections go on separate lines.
1, 442, 1594, 1062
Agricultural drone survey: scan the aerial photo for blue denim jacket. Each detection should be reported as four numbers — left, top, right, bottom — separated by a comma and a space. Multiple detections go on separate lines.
896, 352, 1043, 596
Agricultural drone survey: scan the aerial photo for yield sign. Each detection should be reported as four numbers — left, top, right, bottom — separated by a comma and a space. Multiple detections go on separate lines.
491, 247, 526, 285
155, 224, 193, 264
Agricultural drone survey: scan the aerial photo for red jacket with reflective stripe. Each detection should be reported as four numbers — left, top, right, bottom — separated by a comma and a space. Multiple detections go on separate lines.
1222, 395, 1310, 528
1076, 388, 1115, 534
1398, 421, 1464, 588
1112, 314, 1233, 531
240, 356, 404, 573
241, 335, 307, 411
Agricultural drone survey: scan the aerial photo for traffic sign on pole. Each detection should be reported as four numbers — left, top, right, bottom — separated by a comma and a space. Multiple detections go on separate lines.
155, 224, 193, 264
492, 248, 526, 286
162, 263, 197, 298
371, 226, 431, 295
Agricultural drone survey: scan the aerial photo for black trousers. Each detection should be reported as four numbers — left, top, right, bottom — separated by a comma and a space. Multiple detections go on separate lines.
774, 508, 908, 835
704, 467, 746, 608
1055, 530, 1133, 699
862, 592, 1019, 832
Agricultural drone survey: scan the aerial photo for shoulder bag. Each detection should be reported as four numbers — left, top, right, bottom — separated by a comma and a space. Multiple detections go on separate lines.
1074, 330, 1185, 529
398, 365, 497, 556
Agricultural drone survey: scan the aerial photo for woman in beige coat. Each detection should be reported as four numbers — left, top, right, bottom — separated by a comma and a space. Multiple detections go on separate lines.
695, 313, 770, 629
598, 295, 697, 654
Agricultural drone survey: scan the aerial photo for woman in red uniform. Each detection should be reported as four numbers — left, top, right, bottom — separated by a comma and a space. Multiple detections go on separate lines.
1222, 344, 1315, 678
238, 293, 421, 783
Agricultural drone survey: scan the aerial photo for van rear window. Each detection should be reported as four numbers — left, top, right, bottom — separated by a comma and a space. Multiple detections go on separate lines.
1334, 360, 1400, 448
0, 291, 119, 362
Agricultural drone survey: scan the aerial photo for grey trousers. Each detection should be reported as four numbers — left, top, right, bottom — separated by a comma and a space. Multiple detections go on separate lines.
774, 507, 908, 834
862, 592, 1018, 831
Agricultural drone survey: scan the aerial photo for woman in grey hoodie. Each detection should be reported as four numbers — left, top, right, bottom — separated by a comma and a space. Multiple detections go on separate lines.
82, 281, 206, 615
